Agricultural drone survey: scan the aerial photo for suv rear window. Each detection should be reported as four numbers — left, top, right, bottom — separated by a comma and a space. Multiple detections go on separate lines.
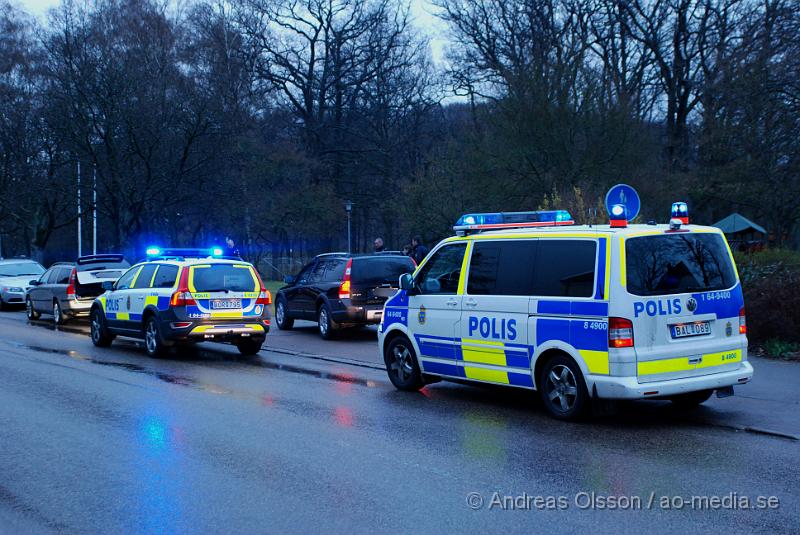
351, 256, 416, 287
625, 233, 737, 296
190, 264, 257, 292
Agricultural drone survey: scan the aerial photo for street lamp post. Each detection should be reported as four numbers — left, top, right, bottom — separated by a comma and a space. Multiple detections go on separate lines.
345, 200, 353, 253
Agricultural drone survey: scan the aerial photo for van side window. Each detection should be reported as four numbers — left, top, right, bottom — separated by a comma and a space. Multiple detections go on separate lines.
468, 241, 537, 296
415, 243, 467, 295
532, 240, 596, 297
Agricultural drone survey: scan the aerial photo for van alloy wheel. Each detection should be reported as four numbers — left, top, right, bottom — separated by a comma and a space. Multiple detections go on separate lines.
545, 364, 578, 412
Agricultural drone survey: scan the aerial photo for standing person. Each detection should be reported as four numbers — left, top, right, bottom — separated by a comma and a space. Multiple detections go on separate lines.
411, 236, 429, 265
373, 237, 385, 253
224, 236, 240, 258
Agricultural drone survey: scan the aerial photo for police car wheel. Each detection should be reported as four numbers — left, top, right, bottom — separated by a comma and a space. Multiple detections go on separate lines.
53, 300, 67, 325
539, 355, 589, 421
275, 300, 293, 330
385, 336, 423, 391
236, 339, 263, 356
26, 297, 40, 320
318, 304, 337, 340
144, 316, 168, 358
90, 309, 114, 348
670, 389, 713, 408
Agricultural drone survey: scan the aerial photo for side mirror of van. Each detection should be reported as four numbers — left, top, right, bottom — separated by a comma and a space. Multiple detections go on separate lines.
101, 281, 114, 291
399, 273, 414, 291
284, 275, 295, 285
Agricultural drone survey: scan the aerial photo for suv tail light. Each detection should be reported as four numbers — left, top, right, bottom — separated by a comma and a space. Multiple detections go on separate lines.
170, 267, 196, 307
253, 270, 272, 305
339, 258, 353, 299
66, 268, 77, 298
739, 306, 746, 335
609, 317, 634, 348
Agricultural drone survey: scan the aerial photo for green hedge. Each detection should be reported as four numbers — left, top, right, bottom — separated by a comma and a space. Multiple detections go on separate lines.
735, 249, 800, 344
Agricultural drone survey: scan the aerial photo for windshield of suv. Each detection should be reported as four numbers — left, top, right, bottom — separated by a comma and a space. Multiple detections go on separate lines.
351, 256, 416, 287
0, 262, 45, 277
190, 264, 258, 293
626, 233, 737, 296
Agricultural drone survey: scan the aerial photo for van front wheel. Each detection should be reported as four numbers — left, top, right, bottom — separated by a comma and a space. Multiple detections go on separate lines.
539, 355, 589, 421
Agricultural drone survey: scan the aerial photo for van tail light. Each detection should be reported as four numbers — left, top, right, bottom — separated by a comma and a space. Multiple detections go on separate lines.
170, 267, 196, 307
66, 268, 77, 298
339, 258, 353, 299
739, 306, 746, 335
609, 317, 634, 348
253, 270, 272, 305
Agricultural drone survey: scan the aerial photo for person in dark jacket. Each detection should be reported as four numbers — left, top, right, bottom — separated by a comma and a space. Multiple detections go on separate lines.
411, 236, 429, 265
373, 237, 385, 253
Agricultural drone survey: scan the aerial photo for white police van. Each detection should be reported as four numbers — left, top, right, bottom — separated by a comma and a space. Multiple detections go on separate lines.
378, 203, 753, 420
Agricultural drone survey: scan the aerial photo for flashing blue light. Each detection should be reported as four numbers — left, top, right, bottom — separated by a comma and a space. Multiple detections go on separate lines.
671, 202, 688, 217
610, 204, 626, 218
454, 210, 573, 228
146, 246, 162, 256
211, 247, 224, 257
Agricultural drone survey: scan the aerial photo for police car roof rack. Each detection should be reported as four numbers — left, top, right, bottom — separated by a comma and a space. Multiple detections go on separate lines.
453, 210, 575, 236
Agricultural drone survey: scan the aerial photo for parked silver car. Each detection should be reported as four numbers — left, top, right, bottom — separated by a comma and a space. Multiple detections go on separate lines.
0, 259, 46, 310
26, 254, 130, 324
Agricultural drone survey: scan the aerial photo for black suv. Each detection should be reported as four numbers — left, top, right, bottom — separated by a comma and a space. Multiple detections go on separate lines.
274, 253, 416, 339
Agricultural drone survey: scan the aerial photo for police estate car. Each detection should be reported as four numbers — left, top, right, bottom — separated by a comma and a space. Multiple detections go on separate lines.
90, 248, 271, 357
378, 204, 753, 420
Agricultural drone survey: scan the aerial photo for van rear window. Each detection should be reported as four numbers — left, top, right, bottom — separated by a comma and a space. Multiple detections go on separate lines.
191, 264, 257, 292
625, 233, 736, 296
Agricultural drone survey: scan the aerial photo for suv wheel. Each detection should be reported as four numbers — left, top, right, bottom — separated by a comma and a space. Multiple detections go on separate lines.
26, 297, 40, 320
53, 300, 67, 325
236, 338, 263, 356
539, 355, 589, 421
90, 308, 114, 348
317, 303, 337, 340
275, 299, 293, 330
144, 316, 168, 358
384, 336, 424, 391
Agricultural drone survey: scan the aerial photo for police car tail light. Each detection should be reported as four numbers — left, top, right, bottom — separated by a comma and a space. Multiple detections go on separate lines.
253, 270, 272, 305
608, 317, 634, 348
671, 202, 689, 225
339, 258, 353, 299
609, 204, 627, 228
66, 268, 77, 297
170, 268, 196, 307
739, 306, 746, 335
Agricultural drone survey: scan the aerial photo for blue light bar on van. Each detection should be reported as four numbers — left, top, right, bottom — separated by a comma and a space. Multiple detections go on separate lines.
453, 210, 574, 235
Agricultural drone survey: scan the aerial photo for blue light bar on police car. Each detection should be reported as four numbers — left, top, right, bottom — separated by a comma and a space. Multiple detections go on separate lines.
453, 210, 574, 235
671, 202, 689, 225
145, 246, 162, 256
145, 247, 230, 260
211, 247, 224, 257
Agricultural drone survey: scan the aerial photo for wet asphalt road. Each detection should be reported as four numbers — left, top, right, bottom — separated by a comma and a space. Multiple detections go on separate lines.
0, 310, 798, 534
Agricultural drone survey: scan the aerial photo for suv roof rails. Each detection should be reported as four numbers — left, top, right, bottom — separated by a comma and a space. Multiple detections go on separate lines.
77, 254, 125, 264
316, 252, 350, 258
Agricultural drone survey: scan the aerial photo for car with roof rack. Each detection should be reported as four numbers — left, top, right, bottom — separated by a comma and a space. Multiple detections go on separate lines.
89, 247, 271, 357
26, 254, 130, 324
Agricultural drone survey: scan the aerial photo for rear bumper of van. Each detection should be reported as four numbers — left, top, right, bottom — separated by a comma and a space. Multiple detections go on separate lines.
589, 361, 754, 399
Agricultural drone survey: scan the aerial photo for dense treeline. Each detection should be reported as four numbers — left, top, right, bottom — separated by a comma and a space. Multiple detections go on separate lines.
0, 0, 798, 272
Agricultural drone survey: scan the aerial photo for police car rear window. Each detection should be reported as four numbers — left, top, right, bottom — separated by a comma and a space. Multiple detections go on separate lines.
625, 233, 736, 296
191, 265, 257, 293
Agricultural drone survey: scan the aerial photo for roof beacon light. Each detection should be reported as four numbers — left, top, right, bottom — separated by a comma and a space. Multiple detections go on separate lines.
146, 246, 162, 256
671, 202, 689, 225
609, 204, 627, 228
211, 247, 224, 257
453, 210, 573, 235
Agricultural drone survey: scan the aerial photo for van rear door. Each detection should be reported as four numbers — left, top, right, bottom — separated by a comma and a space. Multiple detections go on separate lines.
624, 231, 745, 383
